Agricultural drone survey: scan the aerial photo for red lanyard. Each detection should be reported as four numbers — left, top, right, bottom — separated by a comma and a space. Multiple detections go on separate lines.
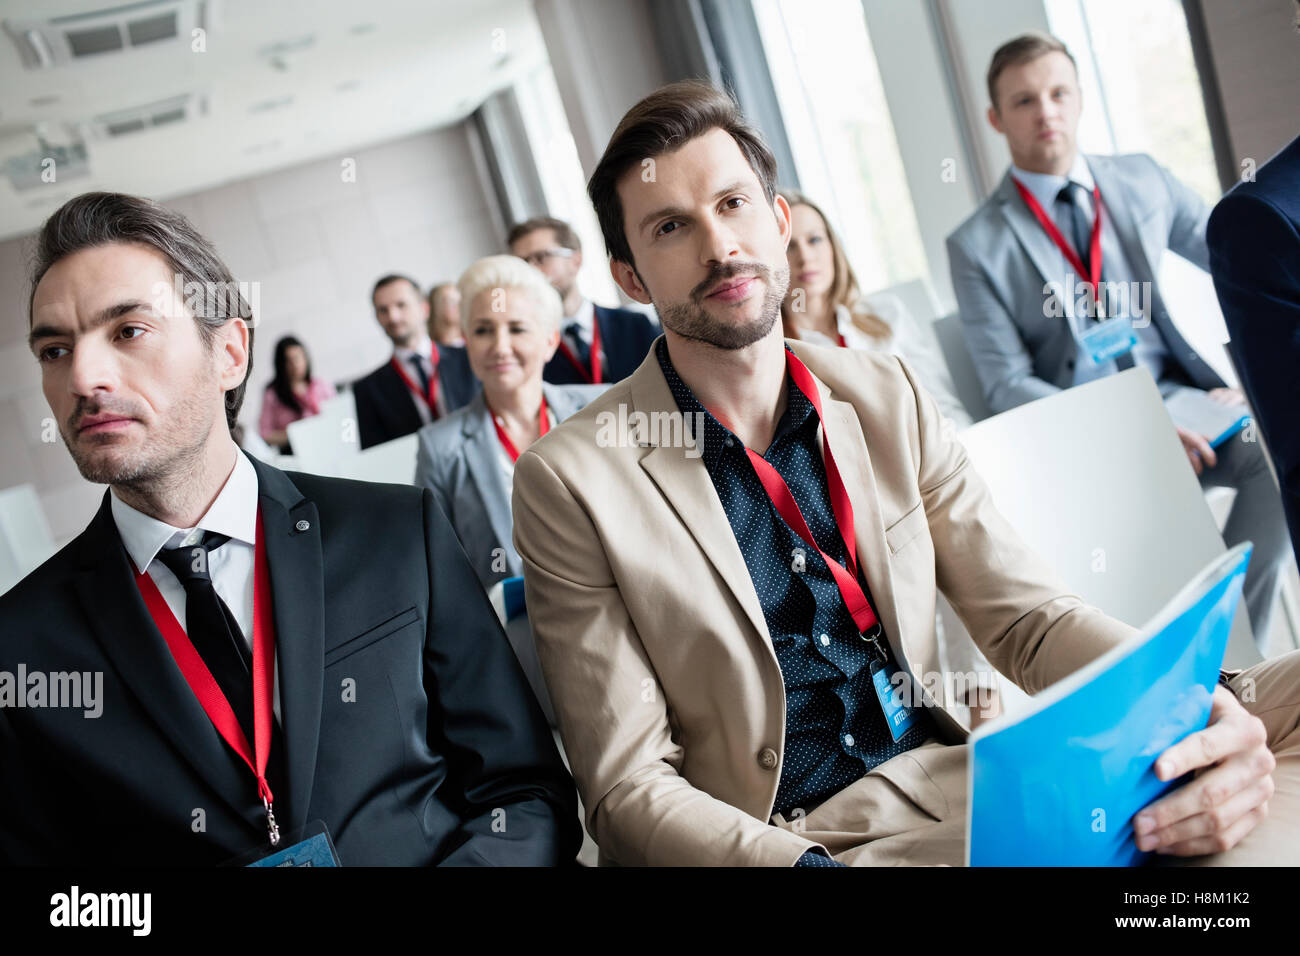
133, 510, 281, 846
712, 350, 883, 649
557, 316, 602, 384
390, 345, 442, 415
488, 395, 550, 463
1013, 177, 1104, 304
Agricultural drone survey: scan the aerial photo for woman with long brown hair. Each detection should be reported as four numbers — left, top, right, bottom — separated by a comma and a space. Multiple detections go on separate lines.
781, 189, 972, 427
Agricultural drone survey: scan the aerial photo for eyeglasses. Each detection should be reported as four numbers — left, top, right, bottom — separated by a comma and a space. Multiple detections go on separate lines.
518, 247, 575, 268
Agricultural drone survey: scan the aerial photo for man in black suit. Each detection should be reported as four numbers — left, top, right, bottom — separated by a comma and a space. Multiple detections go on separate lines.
3, 192, 580, 866
507, 216, 659, 385
1207, 10, 1300, 566
352, 274, 478, 449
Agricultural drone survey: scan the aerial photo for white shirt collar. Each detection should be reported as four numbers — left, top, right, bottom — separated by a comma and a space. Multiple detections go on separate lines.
394, 336, 434, 363
1010, 153, 1094, 212
111, 449, 259, 574
564, 298, 594, 334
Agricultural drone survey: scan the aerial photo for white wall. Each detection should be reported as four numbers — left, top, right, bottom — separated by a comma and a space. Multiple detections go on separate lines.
0, 123, 499, 548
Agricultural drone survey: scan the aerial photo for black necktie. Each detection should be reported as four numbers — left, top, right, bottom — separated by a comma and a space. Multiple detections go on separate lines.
408, 354, 431, 396
1055, 181, 1093, 275
156, 532, 255, 745
564, 321, 592, 373
154, 532, 289, 807
1057, 181, 1134, 370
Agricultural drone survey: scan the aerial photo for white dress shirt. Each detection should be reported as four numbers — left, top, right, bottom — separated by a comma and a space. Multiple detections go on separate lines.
393, 335, 445, 423
111, 450, 282, 721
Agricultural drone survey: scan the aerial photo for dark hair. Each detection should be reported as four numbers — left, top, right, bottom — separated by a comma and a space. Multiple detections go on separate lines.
28, 191, 254, 430
371, 274, 423, 300
269, 335, 311, 415
587, 79, 778, 267
506, 216, 582, 254
987, 32, 1077, 110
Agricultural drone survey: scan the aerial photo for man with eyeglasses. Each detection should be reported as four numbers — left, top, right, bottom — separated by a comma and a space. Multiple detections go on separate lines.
508, 216, 659, 385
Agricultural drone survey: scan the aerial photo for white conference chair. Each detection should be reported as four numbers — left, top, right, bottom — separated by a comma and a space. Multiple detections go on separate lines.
341, 432, 419, 485
285, 391, 360, 478
932, 312, 995, 423
0, 484, 57, 596
867, 276, 943, 329
942, 367, 1262, 721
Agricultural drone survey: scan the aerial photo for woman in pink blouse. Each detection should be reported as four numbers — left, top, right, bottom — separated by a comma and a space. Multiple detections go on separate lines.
258, 335, 336, 451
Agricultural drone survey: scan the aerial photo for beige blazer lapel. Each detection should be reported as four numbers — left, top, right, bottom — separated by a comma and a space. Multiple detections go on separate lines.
626, 357, 775, 653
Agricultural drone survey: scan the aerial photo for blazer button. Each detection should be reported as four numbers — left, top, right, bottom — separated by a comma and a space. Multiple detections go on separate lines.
757, 747, 779, 771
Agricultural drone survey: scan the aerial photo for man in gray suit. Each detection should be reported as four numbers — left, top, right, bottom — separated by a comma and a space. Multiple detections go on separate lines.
947, 32, 1290, 650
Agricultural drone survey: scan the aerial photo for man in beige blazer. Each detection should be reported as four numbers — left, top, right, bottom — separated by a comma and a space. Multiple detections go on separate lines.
512, 80, 1300, 866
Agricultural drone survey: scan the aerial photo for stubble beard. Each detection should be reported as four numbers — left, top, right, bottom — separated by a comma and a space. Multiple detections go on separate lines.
657, 261, 790, 351
63, 372, 219, 497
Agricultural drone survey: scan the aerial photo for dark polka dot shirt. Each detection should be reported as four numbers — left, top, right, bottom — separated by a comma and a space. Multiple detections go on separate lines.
656, 339, 935, 820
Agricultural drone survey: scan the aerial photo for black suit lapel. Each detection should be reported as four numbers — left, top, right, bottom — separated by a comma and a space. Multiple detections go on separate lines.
72, 492, 266, 836
248, 453, 324, 834
379, 361, 423, 439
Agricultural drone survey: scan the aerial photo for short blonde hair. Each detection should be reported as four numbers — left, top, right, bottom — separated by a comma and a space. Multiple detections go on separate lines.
457, 254, 563, 335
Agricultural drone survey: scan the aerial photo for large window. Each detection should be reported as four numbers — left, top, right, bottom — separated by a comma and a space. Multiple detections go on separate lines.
513, 63, 622, 306
1046, 0, 1221, 203
754, 0, 929, 295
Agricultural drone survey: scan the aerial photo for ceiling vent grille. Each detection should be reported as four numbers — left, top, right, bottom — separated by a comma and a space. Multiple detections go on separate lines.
3, 0, 208, 69
88, 92, 207, 138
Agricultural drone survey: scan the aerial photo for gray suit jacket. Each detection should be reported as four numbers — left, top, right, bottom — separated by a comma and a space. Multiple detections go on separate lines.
946, 152, 1225, 413
414, 382, 607, 589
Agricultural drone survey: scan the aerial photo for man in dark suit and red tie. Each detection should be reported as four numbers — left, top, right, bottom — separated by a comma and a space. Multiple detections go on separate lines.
351, 274, 479, 449
2, 192, 580, 866
507, 216, 659, 386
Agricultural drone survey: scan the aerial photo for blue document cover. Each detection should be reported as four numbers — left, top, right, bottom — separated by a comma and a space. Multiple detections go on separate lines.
966, 543, 1252, 866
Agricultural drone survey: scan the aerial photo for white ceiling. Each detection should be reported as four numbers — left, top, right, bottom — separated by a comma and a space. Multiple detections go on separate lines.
0, 0, 549, 240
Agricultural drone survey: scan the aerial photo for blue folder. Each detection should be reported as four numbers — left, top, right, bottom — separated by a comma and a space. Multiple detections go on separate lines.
967, 543, 1251, 866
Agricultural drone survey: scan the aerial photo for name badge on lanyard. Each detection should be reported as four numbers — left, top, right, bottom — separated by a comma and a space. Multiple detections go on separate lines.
708, 349, 920, 739
1080, 316, 1138, 366
871, 658, 920, 743
1012, 177, 1136, 367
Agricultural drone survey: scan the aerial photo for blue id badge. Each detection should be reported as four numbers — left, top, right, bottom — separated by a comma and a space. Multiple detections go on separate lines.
871, 658, 919, 743
227, 820, 341, 867
1079, 316, 1138, 366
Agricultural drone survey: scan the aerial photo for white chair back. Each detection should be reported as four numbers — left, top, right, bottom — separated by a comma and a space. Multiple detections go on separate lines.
944, 367, 1261, 718
342, 433, 419, 485
933, 313, 994, 423
0, 484, 57, 596
285, 392, 360, 478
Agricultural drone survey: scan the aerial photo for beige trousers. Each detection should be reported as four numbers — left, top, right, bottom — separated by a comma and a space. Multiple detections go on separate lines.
770, 650, 1300, 866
